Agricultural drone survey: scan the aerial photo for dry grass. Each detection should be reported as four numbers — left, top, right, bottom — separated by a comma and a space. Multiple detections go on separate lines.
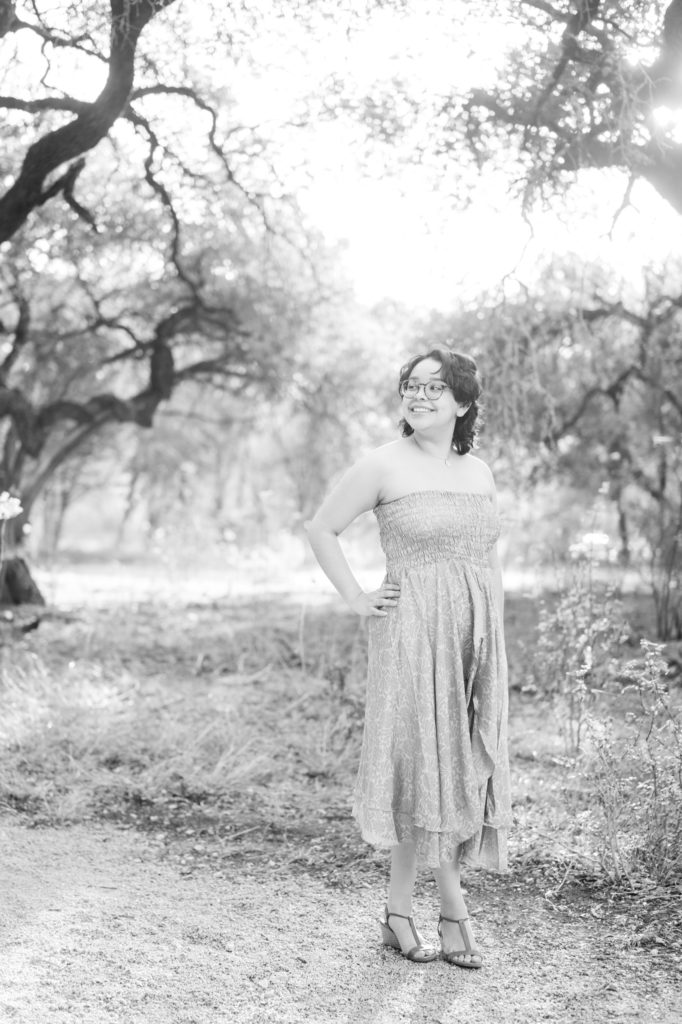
0, 647, 268, 819
1, 589, 680, 950
0, 600, 371, 868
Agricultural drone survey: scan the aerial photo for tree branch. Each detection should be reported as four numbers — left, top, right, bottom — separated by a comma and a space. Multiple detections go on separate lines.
0, 292, 30, 382
646, 0, 682, 104
0, 386, 42, 456
0, 0, 18, 38
1, 3, 105, 61
465, 2, 682, 212
638, 140, 682, 214
0, 96, 90, 114
124, 105, 193, 288
127, 86, 280, 236
544, 366, 637, 444
525, 0, 603, 135
20, 357, 250, 510
467, 88, 566, 138
0, 0, 178, 242
579, 300, 647, 330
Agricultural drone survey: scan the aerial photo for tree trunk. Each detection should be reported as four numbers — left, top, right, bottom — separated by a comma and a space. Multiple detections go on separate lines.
0, 0, 179, 242
0, 556, 45, 605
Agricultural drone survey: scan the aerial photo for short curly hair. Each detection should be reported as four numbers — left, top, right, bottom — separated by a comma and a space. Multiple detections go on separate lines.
398, 347, 483, 456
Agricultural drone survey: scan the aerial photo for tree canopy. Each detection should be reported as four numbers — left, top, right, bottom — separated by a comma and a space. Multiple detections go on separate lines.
460, 1, 682, 213
0, 0, 345, 580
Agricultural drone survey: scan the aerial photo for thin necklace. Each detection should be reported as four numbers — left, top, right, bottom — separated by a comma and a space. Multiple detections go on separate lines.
412, 435, 453, 466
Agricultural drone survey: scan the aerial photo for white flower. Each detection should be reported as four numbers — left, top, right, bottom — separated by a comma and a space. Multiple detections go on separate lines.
0, 491, 23, 521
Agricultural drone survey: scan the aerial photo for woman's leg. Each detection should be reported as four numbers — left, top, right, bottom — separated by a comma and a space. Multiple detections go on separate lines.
388, 840, 418, 915
433, 849, 482, 965
384, 841, 432, 953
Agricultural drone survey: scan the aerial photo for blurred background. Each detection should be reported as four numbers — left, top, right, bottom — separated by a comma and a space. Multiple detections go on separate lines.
0, 0, 679, 631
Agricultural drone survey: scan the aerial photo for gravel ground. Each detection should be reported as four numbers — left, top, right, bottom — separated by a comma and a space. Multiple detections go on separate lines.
1, 818, 680, 1024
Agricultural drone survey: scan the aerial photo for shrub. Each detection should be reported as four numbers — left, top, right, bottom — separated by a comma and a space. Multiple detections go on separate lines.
530, 569, 628, 754
530, 574, 682, 889
583, 641, 682, 885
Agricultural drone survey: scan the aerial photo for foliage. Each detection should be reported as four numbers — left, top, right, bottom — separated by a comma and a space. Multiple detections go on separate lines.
5, 0, 681, 600
329, 2, 682, 216
529, 572, 682, 888
0, 0, 349, 559
530, 568, 628, 752
0, 195, 316, 530
429, 258, 682, 637
459, 1, 682, 215
582, 640, 682, 886
26, 291, 410, 555
0, 0, 384, 239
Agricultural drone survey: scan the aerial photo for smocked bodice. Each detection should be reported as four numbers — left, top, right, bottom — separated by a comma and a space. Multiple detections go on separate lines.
374, 490, 499, 574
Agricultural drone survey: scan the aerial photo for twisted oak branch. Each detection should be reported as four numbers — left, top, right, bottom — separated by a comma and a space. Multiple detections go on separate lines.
0, 0, 177, 242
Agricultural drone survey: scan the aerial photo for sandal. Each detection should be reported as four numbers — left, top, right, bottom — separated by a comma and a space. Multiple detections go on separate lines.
437, 915, 483, 969
379, 905, 438, 963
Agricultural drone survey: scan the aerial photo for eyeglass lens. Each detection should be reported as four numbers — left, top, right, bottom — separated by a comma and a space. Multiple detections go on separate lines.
401, 381, 448, 399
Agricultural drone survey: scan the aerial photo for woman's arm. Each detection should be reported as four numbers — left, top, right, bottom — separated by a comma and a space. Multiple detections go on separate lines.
306, 451, 399, 617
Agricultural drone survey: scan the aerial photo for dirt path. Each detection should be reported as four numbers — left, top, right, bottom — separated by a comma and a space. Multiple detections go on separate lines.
1, 818, 679, 1024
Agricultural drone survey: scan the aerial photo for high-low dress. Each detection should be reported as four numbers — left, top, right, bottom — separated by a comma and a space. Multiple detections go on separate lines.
351, 490, 511, 871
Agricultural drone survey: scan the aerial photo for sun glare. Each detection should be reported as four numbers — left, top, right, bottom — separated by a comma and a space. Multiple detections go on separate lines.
6, 3, 680, 308
229, 4, 539, 307
652, 105, 682, 143
286, 5, 682, 310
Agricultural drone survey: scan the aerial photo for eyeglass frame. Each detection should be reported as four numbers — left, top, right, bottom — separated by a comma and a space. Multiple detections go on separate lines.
399, 379, 454, 401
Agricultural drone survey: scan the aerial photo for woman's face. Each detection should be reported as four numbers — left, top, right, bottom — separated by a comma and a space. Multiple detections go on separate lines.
401, 357, 463, 433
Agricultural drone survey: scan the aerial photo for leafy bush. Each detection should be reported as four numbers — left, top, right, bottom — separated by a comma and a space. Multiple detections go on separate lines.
530, 569, 628, 753
530, 574, 682, 888
584, 641, 682, 885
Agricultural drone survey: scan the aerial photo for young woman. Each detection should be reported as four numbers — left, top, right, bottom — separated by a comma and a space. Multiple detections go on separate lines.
306, 347, 511, 968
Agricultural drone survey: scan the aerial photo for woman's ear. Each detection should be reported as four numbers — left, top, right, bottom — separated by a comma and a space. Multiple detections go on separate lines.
455, 403, 471, 418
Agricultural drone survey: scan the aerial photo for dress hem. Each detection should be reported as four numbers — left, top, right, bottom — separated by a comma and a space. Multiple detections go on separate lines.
351, 805, 510, 873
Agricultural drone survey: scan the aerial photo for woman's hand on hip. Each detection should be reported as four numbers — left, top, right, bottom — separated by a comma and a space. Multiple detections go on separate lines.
349, 583, 400, 617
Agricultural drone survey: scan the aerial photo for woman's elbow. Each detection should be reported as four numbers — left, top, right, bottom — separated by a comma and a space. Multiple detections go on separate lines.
304, 515, 336, 541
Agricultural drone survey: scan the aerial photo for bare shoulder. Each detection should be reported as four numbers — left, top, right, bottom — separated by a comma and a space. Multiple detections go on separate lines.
372, 438, 406, 463
340, 439, 407, 494
461, 453, 496, 492
311, 441, 398, 531
352, 439, 404, 473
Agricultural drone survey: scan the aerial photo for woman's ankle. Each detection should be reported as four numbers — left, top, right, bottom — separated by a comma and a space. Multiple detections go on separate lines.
386, 897, 413, 918
439, 896, 469, 920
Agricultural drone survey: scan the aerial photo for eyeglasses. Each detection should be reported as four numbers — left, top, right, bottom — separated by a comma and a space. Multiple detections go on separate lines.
400, 380, 452, 401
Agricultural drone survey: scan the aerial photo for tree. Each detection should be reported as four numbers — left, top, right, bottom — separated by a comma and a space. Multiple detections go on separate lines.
457, 1, 682, 213
543, 283, 682, 639
0, 172, 318, 534
435, 261, 682, 638
0, 0, 179, 240
0, 0, 334, 601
